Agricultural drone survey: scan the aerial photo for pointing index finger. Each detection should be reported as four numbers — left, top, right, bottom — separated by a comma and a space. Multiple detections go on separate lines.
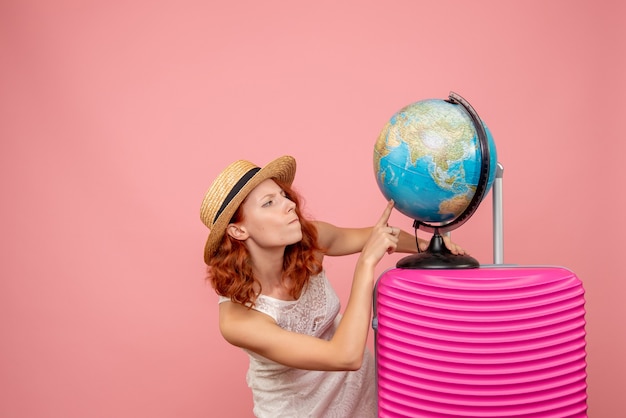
376, 200, 395, 227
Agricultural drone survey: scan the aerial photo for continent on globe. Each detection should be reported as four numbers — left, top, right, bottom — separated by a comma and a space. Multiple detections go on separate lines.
439, 194, 471, 217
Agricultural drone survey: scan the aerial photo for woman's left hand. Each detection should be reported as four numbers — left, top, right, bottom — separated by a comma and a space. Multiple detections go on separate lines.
442, 235, 467, 255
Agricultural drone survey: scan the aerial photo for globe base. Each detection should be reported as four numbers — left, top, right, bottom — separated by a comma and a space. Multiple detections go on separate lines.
397, 233, 479, 269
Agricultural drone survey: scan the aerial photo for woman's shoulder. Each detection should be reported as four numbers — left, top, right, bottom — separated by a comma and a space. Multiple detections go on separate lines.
217, 296, 288, 351
218, 297, 277, 332
312, 220, 335, 241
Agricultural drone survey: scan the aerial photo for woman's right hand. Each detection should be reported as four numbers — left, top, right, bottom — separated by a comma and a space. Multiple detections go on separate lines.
358, 200, 400, 268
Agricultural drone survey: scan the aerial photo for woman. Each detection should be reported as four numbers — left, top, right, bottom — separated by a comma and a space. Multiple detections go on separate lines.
200, 155, 464, 417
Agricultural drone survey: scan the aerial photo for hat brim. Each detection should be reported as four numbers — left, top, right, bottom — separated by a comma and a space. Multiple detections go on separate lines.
203, 155, 296, 263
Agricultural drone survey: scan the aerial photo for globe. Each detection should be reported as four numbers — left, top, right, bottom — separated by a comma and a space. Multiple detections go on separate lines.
373, 92, 498, 268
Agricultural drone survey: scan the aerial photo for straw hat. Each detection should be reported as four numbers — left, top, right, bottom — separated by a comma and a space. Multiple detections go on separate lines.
200, 155, 296, 264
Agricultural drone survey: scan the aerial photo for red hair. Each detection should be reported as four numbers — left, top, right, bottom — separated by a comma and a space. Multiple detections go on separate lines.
206, 179, 324, 307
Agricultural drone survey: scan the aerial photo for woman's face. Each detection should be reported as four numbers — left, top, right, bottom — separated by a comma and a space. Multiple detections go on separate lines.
233, 178, 302, 250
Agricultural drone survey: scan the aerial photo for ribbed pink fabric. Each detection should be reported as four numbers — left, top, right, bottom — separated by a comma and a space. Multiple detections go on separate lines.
374, 266, 587, 417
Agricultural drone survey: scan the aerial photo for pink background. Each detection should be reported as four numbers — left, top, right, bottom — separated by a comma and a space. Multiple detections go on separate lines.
1, 1, 624, 417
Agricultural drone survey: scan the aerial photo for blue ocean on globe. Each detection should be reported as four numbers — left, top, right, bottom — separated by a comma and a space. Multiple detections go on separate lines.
374, 99, 498, 227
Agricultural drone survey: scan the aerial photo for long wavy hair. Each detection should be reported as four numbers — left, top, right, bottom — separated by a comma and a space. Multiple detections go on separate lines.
206, 179, 324, 307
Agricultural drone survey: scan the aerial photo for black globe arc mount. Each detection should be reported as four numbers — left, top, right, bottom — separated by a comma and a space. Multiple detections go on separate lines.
396, 91, 491, 270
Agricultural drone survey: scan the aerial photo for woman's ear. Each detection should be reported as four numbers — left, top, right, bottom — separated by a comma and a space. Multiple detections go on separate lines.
226, 223, 248, 241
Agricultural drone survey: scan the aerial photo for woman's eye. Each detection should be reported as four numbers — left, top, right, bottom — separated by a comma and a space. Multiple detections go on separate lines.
262, 200, 273, 207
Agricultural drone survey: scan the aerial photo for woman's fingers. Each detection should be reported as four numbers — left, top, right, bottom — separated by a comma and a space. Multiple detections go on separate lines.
376, 200, 395, 228
442, 235, 467, 255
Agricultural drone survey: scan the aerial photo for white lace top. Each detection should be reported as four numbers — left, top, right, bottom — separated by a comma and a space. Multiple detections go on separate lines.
219, 271, 376, 418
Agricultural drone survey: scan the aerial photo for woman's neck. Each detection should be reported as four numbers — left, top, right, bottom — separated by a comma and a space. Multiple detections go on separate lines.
250, 250, 295, 300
